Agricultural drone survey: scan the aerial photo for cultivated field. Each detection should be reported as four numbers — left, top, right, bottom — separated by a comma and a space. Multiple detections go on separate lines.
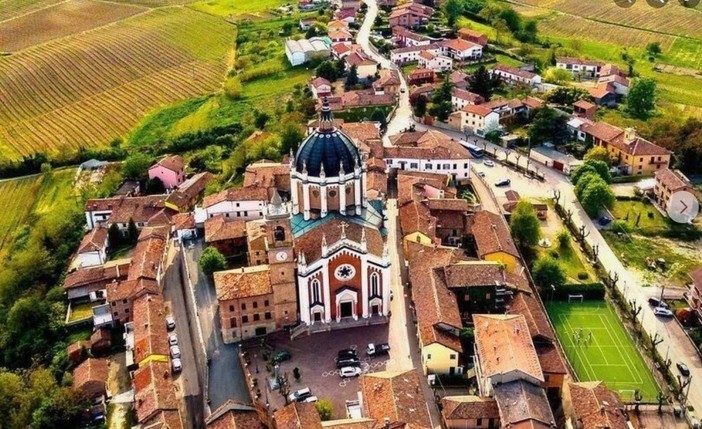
0, 7, 235, 162
0, 0, 62, 21
190, 0, 289, 18
0, 0, 147, 52
547, 301, 659, 402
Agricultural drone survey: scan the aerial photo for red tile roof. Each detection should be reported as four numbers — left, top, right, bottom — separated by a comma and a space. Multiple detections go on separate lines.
203, 186, 269, 208
463, 103, 493, 117
128, 226, 168, 281
205, 215, 247, 243
440, 38, 479, 51
273, 402, 322, 429
690, 267, 702, 288
295, 218, 385, 264
567, 381, 627, 429
165, 171, 214, 209
492, 64, 537, 80
133, 294, 170, 364
311, 76, 331, 88
215, 265, 273, 301
151, 155, 185, 173
470, 210, 519, 259
386, 130, 470, 160
441, 396, 499, 420
205, 400, 262, 429
655, 168, 692, 192
78, 226, 109, 253
85, 195, 175, 225
360, 370, 433, 428
453, 88, 484, 104
510, 292, 556, 342
134, 361, 180, 424
399, 200, 436, 239
73, 358, 109, 398
64, 260, 131, 290
171, 212, 195, 231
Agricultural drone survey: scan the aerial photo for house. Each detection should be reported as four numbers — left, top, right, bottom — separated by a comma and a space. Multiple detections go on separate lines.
215, 265, 276, 343
493, 380, 556, 429
299, 18, 315, 30
75, 226, 109, 268
372, 69, 401, 95
686, 267, 702, 320
441, 396, 500, 429
449, 70, 470, 89
586, 83, 617, 106
573, 99, 597, 118
205, 400, 261, 429
491, 64, 541, 86
203, 185, 269, 221
132, 293, 170, 367
451, 88, 484, 110
310, 76, 332, 99
90, 327, 112, 356
563, 381, 628, 429
502, 190, 548, 220
581, 123, 671, 175
327, 19, 349, 31
598, 74, 630, 96
345, 51, 378, 80
331, 42, 352, 59
328, 28, 354, 45
164, 171, 214, 212
417, 50, 452, 72
469, 210, 520, 273
448, 103, 499, 134
274, 402, 322, 428
388, 2, 434, 28
385, 130, 472, 184
133, 361, 183, 428
337, 90, 395, 109
205, 215, 248, 256
73, 357, 109, 399
360, 370, 433, 428
334, 7, 357, 23
171, 212, 197, 240
427, 198, 471, 244
148, 155, 185, 189
457, 28, 488, 47
392, 26, 436, 47
654, 168, 694, 212
390, 43, 440, 64
399, 200, 438, 250
439, 38, 483, 61
115, 180, 140, 197
529, 145, 583, 175
84, 195, 174, 231
556, 56, 604, 78
243, 160, 292, 196
64, 259, 130, 303
407, 68, 435, 85
285, 38, 330, 66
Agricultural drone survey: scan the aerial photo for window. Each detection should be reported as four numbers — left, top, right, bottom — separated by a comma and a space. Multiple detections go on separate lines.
226, 213, 230, 218
114, 312, 118, 316
111, 302, 116, 307
236, 203, 240, 207
274, 226, 286, 242
410, 163, 418, 169
464, 163, 468, 168
265, 312, 272, 320
477, 418, 483, 426
244, 211, 248, 217
122, 299, 127, 304
264, 300, 270, 307
230, 317, 237, 327
229, 305, 234, 312
427, 354, 431, 359
426, 164, 432, 170
241, 303, 246, 310
370, 272, 380, 296
329, 190, 337, 198
311, 279, 321, 303
125, 308, 130, 313
242, 315, 249, 323
253, 314, 260, 321
449, 354, 456, 359
253, 301, 258, 309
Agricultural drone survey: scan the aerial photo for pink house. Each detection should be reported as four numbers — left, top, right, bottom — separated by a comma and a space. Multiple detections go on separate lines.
148, 155, 185, 189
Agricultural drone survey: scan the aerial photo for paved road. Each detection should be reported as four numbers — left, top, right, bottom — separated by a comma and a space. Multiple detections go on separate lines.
182, 240, 249, 410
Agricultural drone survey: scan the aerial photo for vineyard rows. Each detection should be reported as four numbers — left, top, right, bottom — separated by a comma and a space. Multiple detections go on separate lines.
0, 175, 44, 260
0, 0, 61, 22
0, 7, 234, 161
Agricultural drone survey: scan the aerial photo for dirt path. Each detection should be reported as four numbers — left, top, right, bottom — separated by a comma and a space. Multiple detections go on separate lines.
107, 352, 132, 429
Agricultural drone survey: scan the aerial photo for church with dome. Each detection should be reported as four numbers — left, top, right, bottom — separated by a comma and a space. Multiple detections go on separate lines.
290, 100, 391, 325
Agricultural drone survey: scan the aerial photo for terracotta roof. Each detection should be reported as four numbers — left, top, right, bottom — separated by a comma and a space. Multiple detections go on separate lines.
329, 29, 353, 40
311, 77, 331, 88
510, 292, 555, 342
418, 50, 435, 60
535, 343, 567, 375
374, 69, 401, 88
64, 260, 131, 290
134, 361, 179, 424
443, 261, 514, 289
339, 90, 394, 109
205, 400, 262, 429
425, 198, 469, 212
492, 64, 537, 80
328, 19, 348, 29
166, 172, 214, 209
346, 52, 376, 66
295, 217, 385, 264
690, 267, 702, 288
367, 171, 388, 199
151, 155, 185, 173
360, 370, 432, 428
586, 84, 614, 100
600, 63, 623, 77
73, 358, 109, 398
386, 130, 470, 161
203, 186, 269, 208
655, 168, 691, 192
172, 212, 195, 231
128, 226, 168, 281
470, 210, 519, 259
205, 215, 248, 243
333, 43, 351, 56
215, 265, 272, 301
397, 171, 453, 206
339, 121, 381, 144
458, 28, 486, 39
79, 226, 109, 253
391, 42, 440, 54
598, 74, 630, 87
462, 104, 493, 116
583, 122, 671, 156
441, 396, 499, 420
85, 195, 174, 225
453, 88, 483, 104
243, 160, 291, 192
473, 314, 544, 382
400, 200, 436, 239
142, 410, 183, 429
441, 38, 479, 51
493, 380, 555, 428
573, 99, 596, 110
133, 294, 170, 363
556, 56, 603, 67
523, 96, 545, 109
274, 402, 322, 429
581, 121, 623, 142
409, 68, 434, 78
449, 70, 469, 85
107, 277, 159, 303
567, 381, 627, 429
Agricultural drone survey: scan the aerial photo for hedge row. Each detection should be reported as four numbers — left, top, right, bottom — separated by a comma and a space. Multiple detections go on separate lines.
552, 282, 606, 300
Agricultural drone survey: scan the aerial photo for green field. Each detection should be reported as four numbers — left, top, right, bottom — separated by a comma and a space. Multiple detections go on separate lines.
190, 0, 289, 18
547, 300, 659, 402
610, 199, 668, 233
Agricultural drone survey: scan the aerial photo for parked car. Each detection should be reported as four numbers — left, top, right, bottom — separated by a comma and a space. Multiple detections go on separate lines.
677, 362, 690, 377
170, 345, 181, 359
171, 358, 182, 373
166, 316, 176, 330
366, 343, 390, 356
272, 350, 292, 363
598, 216, 612, 226
495, 178, 511, 187
648, 297, 669, 309
337, 349, 358, 361
302, 396, 319, 403
336, 358, 360, 368
484, 160, 495, 167
168, 333, 178, 346
477, 171, 485, 177
288, 387, 312, 402
340, 366, 362, 378
653, 307, 674, 318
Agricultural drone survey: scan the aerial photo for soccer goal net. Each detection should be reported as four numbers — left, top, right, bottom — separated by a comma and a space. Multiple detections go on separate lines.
568, 294, 584, 303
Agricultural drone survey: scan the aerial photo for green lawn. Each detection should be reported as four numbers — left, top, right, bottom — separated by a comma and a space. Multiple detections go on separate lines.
189, 0, 290, 18
69, 302, 95, 322
547, 300, 659, 402
537, 242, 593, 283
610, 199, 668, 233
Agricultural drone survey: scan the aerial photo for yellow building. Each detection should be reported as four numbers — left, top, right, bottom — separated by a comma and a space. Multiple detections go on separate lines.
470, 210, 520, 273
399, 200, 438, 253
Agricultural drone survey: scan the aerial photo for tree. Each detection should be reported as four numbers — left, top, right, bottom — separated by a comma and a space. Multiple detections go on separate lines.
345, 65, 358, 89
370, 108, 388, 130
200, 246, 226, 275
280, 121, 305, 154
574, 171, 600, 200
145, 177, 166, 194
583, 159, 611, 183
545, 86, 590, 106
121, 153, 152, 180
626, 78, 657, 119
532, 257, 566, 288
316, 399, 334, 421
254, 111, 270, 130
443, 0, 464, 26
282, 22, 294, 36
413, 95, 428, 117
510, 200, 542, 247
108, 223, 122, 248
527, 108, 569, 146
584, 146, 611, 165
224, 77, 242, 100
315, 61, 338, 82
429, 75, 454, 121
570, 163, 598, 186
580, 176, 615, 217
468, 65, 501, 101
557, 229, 571, 248
542, 67, 573, 84
646, 42, 662, 57
127, 218, 139, 244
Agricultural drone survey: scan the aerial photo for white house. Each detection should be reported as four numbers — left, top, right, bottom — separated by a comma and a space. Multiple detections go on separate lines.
448, 104, 500, 134
203, 185, 269, 221
75, 226, 109, 268
285, 38, 330, 66
346, 51, 378, 80
451, 88, 484, 110
310, 76, 332, 99
390, 43, 440, 64
556, 56, 603, 78
491, 64, 542, 86
439, 38, 483, 61
417, 50, 453, 72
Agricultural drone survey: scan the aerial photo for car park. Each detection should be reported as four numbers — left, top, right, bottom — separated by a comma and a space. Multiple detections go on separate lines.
336, 357, 360, 368
366, 343, 390, 356
170, 345, 181, 359
337, 349, 357, 361
168, 333, 178, 346
484, 160, 495, 167
648, 297, 669, 309
166, 316, 176, 330
495, 178, 511, 187
288, 387, 312, 402
171, 358, 182, 373
340, 366, 362, 378
677, 362, 690, 377
272, 350, 292, 363
653, 307, 674, 318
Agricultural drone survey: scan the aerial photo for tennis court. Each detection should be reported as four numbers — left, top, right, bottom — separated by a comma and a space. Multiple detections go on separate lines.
547, 300, 659, 402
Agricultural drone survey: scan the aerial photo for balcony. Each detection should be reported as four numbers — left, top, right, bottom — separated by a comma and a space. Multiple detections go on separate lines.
649, 159, 668, 165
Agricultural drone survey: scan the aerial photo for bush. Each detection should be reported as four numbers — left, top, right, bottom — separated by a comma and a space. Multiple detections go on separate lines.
551, 283, 606, 300
199, 246, 226, 276
550, 250, 559, 259
316, 399, 333, 421
224, 77, 243, 100
532, 257, 566, 288
557, 229, 571, 248
577, 272, 589, 280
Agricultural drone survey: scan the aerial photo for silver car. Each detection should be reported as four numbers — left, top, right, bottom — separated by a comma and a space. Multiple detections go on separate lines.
170, 345, 181, 359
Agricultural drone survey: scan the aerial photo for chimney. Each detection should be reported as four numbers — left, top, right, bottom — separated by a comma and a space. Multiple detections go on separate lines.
384, 417, 390, 429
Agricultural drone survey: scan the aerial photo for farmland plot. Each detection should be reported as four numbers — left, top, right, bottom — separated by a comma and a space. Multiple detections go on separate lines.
0, 175, 44, 260
0, 7, 235, 162
0, 0, 63, 21
0, 0, 147, 52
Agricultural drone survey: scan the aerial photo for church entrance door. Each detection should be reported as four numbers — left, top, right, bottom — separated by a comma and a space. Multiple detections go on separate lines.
340, 301, 353, 318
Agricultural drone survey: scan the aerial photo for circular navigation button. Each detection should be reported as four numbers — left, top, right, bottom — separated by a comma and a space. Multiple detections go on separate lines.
667, 190, 700, 224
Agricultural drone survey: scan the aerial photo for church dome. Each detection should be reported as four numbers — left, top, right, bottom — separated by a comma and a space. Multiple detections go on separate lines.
295, 99, 361, 178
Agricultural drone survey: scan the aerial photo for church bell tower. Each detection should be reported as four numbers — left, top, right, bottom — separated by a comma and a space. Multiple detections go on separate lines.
265, 192, 298, 328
